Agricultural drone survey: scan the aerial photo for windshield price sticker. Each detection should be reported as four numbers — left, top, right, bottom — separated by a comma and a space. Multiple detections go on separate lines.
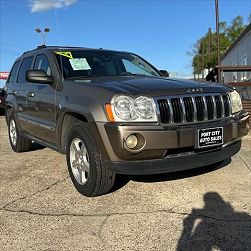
198, 127, 223, 148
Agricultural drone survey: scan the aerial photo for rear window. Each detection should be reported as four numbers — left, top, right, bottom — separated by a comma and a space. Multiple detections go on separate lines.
8, 61, 20, 83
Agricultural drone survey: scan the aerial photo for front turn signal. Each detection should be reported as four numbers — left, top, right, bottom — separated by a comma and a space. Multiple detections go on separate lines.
105, 104, 115, 122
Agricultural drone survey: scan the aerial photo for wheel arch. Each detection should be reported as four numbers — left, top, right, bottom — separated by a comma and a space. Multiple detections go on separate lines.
58, 111, 110, 161
59, 112, 89, 153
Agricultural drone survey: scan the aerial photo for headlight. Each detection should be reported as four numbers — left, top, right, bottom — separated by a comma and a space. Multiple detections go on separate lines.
109, 95, 157, 122
229, 90, 242, 114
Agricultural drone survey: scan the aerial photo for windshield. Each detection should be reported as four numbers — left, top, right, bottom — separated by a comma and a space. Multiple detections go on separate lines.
54, 50, 160, 79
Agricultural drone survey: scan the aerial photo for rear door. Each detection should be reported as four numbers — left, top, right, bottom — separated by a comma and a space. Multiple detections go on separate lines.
26, 53, 56, 144
8, 57, 33, 132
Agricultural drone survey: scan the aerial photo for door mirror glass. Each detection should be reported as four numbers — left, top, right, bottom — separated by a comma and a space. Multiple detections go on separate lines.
26, 70, 54, 84
159, 70, 169, 77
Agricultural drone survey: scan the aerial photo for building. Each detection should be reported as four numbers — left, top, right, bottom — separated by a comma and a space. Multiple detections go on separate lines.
221, 22, 251, 121
220, 22, 251, 99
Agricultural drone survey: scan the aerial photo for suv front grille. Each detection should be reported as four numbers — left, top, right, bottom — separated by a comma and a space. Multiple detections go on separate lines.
157, 93, 231, 124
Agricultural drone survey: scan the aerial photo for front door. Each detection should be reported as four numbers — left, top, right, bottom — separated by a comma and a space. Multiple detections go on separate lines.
26, 54, 56, 144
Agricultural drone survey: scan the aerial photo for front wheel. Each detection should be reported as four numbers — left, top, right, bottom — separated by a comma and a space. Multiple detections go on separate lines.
66, 123, 115, 197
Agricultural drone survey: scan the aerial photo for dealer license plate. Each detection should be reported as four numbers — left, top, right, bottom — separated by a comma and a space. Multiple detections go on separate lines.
197, 127, 223, 148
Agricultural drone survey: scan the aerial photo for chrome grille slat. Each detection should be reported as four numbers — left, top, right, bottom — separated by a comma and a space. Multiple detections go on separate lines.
156, 93, 231, 125
191, 97, 197, 122
212, 96, 217, 119
222, 94, 230, 117
202, 96, 208, 120
167, 99, 174, 124
219, 95, 225, 118
180, 98, 186, 123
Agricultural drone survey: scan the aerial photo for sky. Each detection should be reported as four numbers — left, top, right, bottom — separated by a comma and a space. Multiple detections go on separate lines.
0, 0, 251, 87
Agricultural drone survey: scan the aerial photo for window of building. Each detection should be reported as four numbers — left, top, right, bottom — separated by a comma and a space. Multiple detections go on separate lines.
232, 62, 237, 82
240, 56, 247, 81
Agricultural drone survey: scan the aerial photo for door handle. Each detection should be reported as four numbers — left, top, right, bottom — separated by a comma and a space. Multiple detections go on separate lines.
27, 92, 35, 97
10, 90, 18, 95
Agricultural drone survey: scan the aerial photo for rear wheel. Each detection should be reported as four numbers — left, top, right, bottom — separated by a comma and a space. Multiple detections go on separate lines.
66, 123, 115, 197
8, 114, 31, 152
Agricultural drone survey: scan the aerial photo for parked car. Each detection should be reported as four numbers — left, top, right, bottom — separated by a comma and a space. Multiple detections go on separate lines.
0, 88, 6, 113
5, 46, 250, 196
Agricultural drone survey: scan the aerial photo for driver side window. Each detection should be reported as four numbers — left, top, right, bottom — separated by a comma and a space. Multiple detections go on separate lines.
34, 54, 52, 76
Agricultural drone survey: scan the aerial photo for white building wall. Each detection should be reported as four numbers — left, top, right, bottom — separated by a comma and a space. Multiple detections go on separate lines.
221, 28, 251, 100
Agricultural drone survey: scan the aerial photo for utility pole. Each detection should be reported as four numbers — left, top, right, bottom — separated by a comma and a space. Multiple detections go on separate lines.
201, 38, 205, 79
208, 27, 211, 74
215, 0, 221, 82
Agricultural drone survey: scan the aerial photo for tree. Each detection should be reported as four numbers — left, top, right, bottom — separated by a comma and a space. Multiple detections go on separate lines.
191, 15, 248, 77
227, 16, 246, 43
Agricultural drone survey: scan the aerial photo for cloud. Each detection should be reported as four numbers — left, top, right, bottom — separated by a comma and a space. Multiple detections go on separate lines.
30, 0, 78, 13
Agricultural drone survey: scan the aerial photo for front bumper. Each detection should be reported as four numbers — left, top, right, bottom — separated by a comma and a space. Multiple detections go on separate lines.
95, 111, 249, 174
107, 140, 241, 175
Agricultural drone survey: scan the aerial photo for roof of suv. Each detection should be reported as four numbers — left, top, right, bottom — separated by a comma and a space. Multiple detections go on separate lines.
21, 45, 128, 56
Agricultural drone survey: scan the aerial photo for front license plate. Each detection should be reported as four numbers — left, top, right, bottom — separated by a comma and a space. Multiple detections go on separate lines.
197, 127, 223, 148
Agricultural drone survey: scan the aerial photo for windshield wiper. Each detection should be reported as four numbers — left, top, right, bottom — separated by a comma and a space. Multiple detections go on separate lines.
119, 72, 150, 77
64, 76, 90, 80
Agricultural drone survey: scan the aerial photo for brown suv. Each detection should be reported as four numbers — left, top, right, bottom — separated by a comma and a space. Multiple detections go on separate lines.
5, 46, 250, 196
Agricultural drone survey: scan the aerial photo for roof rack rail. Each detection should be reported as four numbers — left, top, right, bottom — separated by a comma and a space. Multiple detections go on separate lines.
36, 45, 46, 49
21, 45, 47, 56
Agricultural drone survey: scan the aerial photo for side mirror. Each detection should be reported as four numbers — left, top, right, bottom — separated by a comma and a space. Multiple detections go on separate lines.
26, 70, 54, 84
159, 70, 169, 77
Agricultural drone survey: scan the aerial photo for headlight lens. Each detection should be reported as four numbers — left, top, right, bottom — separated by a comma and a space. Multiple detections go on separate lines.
112, 95, 157, 122
114, 95, 136, 120
229, 90, 242, 114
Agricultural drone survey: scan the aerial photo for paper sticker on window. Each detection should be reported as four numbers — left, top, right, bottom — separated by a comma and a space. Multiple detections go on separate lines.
69, 58, 91, 70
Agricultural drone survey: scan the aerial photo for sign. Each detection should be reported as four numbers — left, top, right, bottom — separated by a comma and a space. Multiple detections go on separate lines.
0, 72, 9, 80
197, 127, 223, 148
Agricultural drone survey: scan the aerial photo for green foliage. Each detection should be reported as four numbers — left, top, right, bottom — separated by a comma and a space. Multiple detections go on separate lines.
192, 15, 248, 75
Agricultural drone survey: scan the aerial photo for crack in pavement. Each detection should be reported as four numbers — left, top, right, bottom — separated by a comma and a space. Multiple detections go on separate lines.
238, 153, 251, 172
1, 175, 69, 210
97, 215, 110, 244
1, 207, 250, 223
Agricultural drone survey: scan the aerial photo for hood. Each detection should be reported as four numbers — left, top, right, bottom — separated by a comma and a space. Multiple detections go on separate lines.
71, 76, 231, 97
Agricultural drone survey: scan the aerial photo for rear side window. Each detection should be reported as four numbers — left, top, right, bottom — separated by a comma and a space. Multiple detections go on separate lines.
17, 57, 33, 83
8, 61, 20, 83
34, 54, 52, 76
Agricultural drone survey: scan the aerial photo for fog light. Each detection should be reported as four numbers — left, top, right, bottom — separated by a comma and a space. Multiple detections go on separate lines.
125, 135, 138, 149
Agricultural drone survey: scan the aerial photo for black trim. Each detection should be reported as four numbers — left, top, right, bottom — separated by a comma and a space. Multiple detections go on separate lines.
21, 131, 61, 153
107, 141, 241, 175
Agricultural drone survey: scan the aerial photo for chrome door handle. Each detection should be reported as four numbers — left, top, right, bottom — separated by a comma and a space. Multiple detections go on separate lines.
10, 90, 18, 95
27, 92, 35, 97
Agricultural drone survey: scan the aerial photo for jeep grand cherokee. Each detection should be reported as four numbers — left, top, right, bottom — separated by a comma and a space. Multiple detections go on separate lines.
5, 46, 249, 196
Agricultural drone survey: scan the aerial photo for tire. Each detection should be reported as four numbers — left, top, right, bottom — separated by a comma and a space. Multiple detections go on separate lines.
8, 113, 31, 152
66, 123, 115, 197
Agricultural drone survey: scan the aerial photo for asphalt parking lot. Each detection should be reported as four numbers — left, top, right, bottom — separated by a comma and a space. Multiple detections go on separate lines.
0, 115, 250, 251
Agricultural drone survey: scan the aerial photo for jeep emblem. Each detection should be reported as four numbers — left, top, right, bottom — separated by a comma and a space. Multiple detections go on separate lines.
187, 88, 203, 93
